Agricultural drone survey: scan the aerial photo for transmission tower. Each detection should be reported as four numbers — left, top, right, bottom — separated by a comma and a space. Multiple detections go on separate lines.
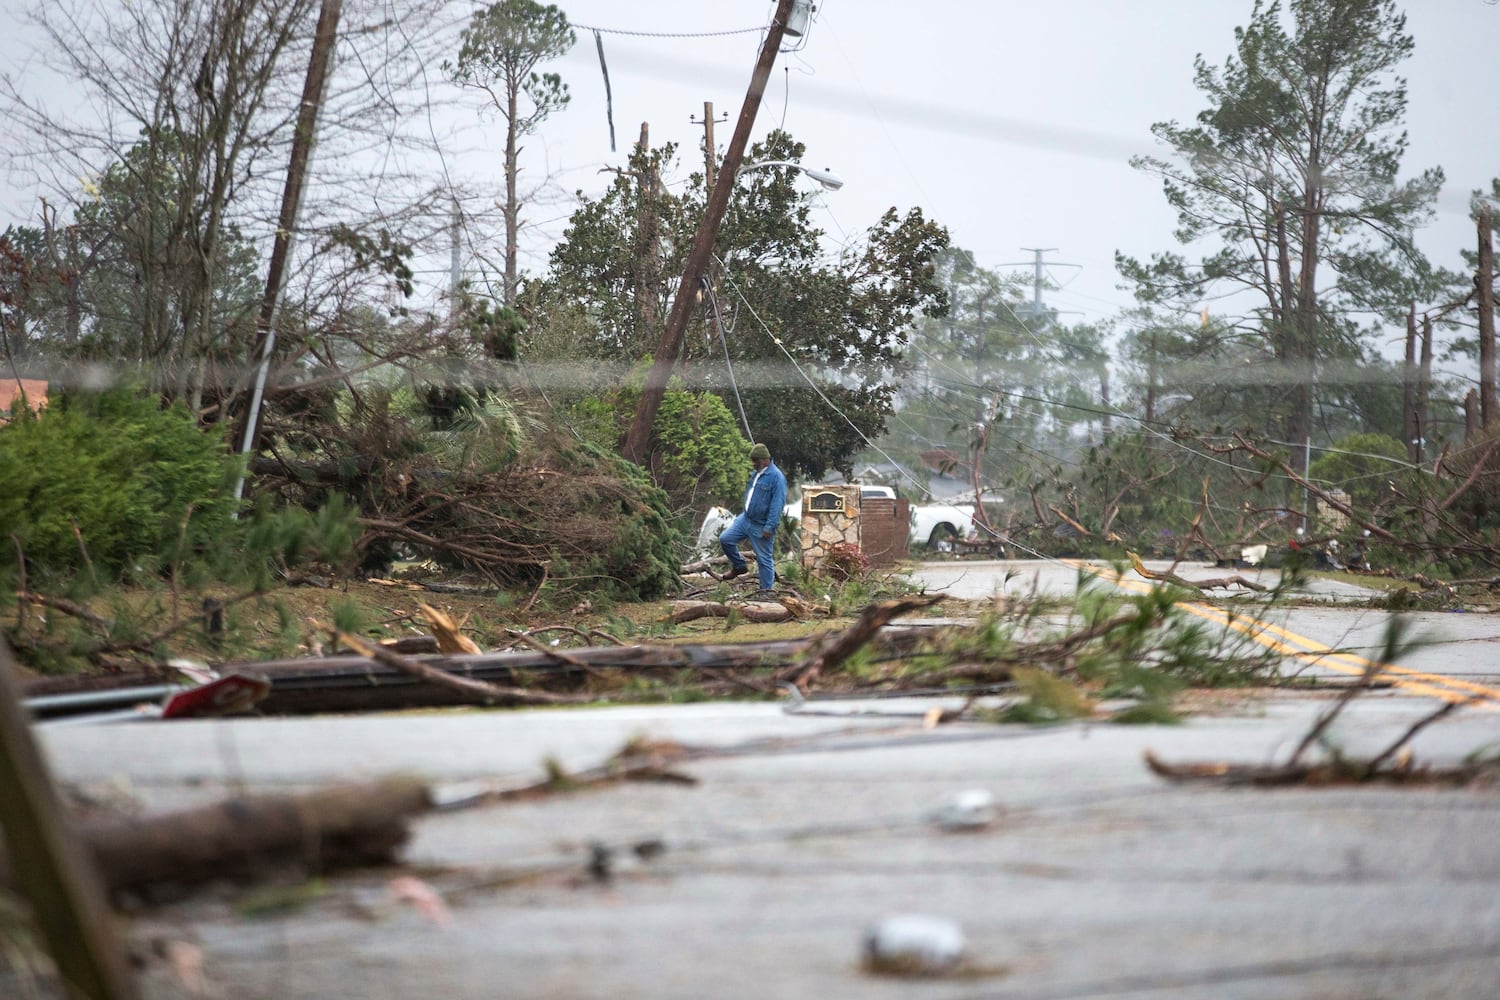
998, 248, 1080, 329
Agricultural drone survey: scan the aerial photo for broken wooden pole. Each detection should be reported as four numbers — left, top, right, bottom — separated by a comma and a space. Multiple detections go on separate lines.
318, 622, 602, 707
0, 636, 138, 997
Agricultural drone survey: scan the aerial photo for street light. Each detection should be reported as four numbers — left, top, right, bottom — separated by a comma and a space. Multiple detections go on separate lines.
736, 160, 844, 191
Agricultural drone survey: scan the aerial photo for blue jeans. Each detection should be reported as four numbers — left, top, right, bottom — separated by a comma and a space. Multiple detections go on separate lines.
719, 513, 776, 591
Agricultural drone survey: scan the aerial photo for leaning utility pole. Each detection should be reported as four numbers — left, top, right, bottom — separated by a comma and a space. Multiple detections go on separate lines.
1478, 202, 1496, 428
233, 0, 343, 501
621, 0, 796, 466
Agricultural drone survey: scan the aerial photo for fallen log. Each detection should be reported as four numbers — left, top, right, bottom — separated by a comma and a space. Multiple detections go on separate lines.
317, 622, 596, 707
666, 600, 793, 624
0, 778, 433, 901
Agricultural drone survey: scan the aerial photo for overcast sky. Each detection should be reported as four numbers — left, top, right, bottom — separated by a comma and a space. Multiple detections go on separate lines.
476, 0, 1496, 343
2, 0, 1494, 350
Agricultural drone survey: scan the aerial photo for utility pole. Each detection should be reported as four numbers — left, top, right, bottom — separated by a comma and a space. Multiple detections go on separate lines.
233, 0, 343, 502
1402, 303, 1418, 463
1021, 247, 1054, 322
691, 102, 728, 328
692, 101, 728, 190
1478, 202, 1496, 428
449, 194, 462, 314
1143, 326, 1161, 425
1418, 313, 1433, 460
622, 0, 796, 466
1099, 365, 1111, 439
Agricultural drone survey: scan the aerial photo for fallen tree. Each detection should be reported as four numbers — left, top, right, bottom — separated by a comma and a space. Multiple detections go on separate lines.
75, 779, 432, 900
252, 423, 685, 602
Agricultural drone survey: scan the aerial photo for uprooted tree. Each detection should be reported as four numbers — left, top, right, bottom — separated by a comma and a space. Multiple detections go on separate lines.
249, 381, 684, 600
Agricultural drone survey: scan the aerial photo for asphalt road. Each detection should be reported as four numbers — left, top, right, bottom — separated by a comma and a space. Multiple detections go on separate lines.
913, 558, 1500, 692
16, 560, 1500, 999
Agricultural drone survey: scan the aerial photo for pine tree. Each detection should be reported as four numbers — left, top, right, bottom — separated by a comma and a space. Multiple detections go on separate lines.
1118, 0, 1443, 492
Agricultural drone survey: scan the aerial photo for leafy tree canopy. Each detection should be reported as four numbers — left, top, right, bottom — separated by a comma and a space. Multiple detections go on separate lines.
527, 129, 950, 482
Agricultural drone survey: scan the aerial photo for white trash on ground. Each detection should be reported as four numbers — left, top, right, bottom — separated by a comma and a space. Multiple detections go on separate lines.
863, 913, 967, 976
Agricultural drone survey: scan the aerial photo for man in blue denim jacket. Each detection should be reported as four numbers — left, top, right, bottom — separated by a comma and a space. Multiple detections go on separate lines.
719, 442, 787, 593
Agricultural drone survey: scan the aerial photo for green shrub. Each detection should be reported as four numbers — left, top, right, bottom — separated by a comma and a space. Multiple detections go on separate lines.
0, 388, 239, 582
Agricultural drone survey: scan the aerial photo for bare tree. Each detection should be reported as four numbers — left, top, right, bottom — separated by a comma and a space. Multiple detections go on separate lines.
0, 0, 323, 406
0, 0, 490, 417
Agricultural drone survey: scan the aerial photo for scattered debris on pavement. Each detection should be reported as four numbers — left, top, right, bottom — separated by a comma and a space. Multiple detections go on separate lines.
1145, 660, 1497, 787
863, 913, 968, 977
929, 789, 999, 832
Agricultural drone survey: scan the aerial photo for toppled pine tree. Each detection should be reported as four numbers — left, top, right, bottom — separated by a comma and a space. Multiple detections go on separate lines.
251, 383, 682, 602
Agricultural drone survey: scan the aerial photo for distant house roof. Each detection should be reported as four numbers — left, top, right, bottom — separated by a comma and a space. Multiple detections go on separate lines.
0, 379, 48, 422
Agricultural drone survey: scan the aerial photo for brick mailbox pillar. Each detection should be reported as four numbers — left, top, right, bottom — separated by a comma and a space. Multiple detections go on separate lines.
798, 486, 910, 572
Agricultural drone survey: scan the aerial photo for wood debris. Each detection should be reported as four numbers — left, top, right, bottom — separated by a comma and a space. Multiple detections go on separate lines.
781, 594, 945, 690
1144, 696, 1491, 787
1127, 551, 1267, 593
418, 602, 482, 655
3, 778, 435, 900
313, 620, 596, 707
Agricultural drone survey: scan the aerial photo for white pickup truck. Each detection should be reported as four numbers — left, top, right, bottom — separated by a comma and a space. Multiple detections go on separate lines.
844, 485, 979, 547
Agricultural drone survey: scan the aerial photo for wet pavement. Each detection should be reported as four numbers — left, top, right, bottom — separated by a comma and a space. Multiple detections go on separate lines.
33, 698, 1500, 999
14, 561, 1500, 998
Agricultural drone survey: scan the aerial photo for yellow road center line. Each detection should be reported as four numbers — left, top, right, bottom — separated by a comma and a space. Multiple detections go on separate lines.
1062, 560, 1500, 707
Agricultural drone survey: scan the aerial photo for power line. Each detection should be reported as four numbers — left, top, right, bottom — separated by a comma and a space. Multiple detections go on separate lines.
571, 24, 766, 40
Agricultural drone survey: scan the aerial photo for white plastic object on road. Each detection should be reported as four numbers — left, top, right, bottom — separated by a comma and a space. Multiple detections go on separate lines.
863, 913, 966, 976
930, 788, 998, 831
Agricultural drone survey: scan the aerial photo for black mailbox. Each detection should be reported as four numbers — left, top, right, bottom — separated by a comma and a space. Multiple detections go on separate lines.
806, 490, 847, 514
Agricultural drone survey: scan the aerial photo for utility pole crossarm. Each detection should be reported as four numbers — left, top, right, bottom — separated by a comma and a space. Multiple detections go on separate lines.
621, 0, 797, 466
